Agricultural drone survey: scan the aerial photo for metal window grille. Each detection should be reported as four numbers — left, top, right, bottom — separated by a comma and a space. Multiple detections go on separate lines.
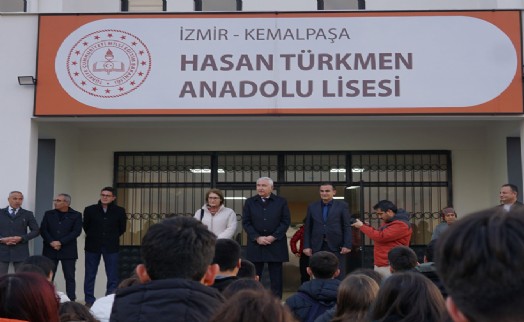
0, 0, 26, 12
115, 150, 450, 274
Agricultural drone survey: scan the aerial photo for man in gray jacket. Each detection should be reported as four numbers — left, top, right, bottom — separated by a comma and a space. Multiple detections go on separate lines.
0, 191, 39, 274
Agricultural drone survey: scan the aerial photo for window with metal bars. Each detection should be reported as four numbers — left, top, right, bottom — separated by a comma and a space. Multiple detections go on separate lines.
194, 0, 242, 11
114, 150, 451, 249
121, 0, 166, 11
317, 0, 364, 10
0, 0, 26, 12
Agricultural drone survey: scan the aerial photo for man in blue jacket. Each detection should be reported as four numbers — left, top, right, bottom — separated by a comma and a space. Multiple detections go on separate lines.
303, 183, 352, 279
41, 193, 82, 301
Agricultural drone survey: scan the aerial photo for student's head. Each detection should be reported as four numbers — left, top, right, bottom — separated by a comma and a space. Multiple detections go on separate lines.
222, 279, 264, 299
307, 251, 339, 279
20, 255, 56, 281
350, 268, 384, 286
137, 216, 218, 284
99, 186, 116, 206
373, 200, 397, 222
388, 246, 418, 273
369, 272, 447, 322
436, 208, 524, 322
0, 273, 60, 322
212, 239, 241, 273
59, 301, 99, 322
333, 274, 379, 322
210, 289, 296, 322
237, 259, 258, 280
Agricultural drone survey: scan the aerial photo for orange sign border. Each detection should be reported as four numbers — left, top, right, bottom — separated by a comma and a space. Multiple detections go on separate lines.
35, 10, 523, 116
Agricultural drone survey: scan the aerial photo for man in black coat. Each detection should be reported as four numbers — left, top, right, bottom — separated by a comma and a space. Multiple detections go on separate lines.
242, 177, 290, 298
41, 193, 82, 301
83, 186, 127, 306
0, 191, 39, 274
110, 217, 224, 322
303, 183, 352, 279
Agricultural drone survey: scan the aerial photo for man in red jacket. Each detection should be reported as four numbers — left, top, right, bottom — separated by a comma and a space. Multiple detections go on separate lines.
352, 200, 412, 278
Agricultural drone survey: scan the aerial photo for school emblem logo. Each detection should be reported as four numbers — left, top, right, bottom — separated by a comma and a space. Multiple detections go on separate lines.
66, 29, 151, 98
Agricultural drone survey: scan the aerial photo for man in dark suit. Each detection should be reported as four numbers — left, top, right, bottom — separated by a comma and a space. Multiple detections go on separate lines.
83, 186, 127, 307
242, 177, 290, 298
303, 183, 352, 279
40, 193, 82, 301
498, 183, 524, 212
0, 191, 40, 275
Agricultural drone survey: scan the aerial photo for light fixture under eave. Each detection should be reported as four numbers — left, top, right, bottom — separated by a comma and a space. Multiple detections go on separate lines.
345, 186, 360, 190
224, 197, 247, 200
190, 168, 225, 173
333, 196, 345, 199
329, 168, 365, 173
18, 76, 36, 85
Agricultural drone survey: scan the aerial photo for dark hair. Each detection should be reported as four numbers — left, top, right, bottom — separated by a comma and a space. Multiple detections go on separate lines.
140, 216, 217, 281
59, 301, 99, 322
369, 272, 447, 322
101, 186, 116, 196
425, 239, 437, 262
350, 268, 384, 286
210, 289, 296, 322
319, 182, 336, 190
206, 189, 225, 205
436, 208, 524, 321
20, 255, 56, 277
222, 279, 264, 299
502, 183, 519, 195
117, 274, 141, 289
237, 259, 257, 279
0, 273, 60, 322
388, 246, 418, 272
212, 239, 241, 272
308, 251, 339, 279
373, 200, 397, 213
332, 274, 379, 322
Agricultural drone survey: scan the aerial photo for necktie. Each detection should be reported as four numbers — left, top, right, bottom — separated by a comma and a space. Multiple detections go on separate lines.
10, 209, 16, 218
322, 204, 329, 222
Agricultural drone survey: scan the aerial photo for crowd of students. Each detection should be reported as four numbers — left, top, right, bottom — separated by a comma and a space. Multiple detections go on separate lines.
0, 201, 522, 321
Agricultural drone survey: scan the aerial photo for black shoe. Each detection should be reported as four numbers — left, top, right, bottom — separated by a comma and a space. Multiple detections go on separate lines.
85, 302, 93, 308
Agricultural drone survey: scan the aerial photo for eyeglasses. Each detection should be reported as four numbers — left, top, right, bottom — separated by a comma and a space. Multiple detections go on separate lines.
208, 196, 220, 200
53, 199, 66, 203
100, 194, 113, 198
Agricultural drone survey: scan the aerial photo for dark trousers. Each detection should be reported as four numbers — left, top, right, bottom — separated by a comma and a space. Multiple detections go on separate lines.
299, 254, 310, 284
0, 261, 22, 275
321, 241, 346, 280
254, 261, 283, 299
84, 248, 119, 304
52, 259, 77, 301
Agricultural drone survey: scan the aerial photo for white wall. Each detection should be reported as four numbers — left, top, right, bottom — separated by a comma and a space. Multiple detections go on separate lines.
0, 14, 38, 209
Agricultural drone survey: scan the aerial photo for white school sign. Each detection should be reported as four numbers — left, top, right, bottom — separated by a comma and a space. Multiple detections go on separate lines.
35, 11, 522, 115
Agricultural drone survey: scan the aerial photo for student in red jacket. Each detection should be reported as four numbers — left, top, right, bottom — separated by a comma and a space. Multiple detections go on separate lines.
289, 224, 309, 284
352, 200, 412, 278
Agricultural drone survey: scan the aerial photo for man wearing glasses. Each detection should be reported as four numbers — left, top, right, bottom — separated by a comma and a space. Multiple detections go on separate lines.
83, 187, 127, 307
40, 193, 82, 301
